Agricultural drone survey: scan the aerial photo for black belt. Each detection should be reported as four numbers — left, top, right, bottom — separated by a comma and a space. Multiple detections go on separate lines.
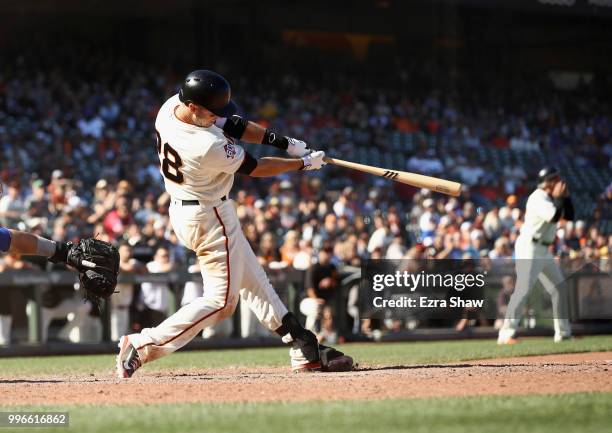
180, 196, 227, 206
518, 231, 553, 247
532, 238, 553, 247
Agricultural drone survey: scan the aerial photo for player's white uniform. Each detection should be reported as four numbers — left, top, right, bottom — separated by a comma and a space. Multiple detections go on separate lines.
126, 94, 288, 363
498, 188, 572, 343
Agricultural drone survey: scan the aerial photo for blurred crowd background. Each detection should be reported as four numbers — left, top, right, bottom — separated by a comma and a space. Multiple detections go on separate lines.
0, 0, 610, 346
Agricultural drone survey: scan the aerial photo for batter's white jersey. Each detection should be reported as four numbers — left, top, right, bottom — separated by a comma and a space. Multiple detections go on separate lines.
154, 94, 245, 201
519, 188, 558, 244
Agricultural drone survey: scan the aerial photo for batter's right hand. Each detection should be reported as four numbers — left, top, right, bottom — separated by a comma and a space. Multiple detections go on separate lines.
301, 150, 326, 171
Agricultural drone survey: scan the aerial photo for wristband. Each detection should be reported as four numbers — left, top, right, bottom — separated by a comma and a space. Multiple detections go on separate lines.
36, 236, 57, 257
49, 241, 70, 263
263, 130, 289, 150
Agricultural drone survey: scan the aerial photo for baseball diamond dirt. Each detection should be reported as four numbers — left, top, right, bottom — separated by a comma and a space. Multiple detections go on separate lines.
2, 351, 611, 406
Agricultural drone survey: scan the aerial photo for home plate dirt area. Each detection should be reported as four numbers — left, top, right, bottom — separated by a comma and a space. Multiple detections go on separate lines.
2, 352, 611, 406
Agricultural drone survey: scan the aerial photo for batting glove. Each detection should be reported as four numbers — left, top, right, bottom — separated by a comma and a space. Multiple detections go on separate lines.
301, 150, 326, 171
286, 137, 311, 157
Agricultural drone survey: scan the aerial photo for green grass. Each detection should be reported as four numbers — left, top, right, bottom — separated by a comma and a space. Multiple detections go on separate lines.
0, 335, 611, 376
3, 393, 611, 433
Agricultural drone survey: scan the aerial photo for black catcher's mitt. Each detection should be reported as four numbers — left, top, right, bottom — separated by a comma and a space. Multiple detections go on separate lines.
50, 238, 120, 307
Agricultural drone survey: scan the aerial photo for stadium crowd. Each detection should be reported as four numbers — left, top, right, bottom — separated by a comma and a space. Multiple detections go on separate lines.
0, 46, 610, 345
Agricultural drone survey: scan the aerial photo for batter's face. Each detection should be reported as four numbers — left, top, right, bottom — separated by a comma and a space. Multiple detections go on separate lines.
188, 103, 218, 127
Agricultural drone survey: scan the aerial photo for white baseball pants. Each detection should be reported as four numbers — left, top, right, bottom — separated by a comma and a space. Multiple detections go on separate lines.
128, 199, 288, 364
498, 236, 571, 342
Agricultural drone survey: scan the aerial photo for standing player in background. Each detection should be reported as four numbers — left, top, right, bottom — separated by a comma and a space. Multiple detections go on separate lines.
116, 70, 353, 378
498, 167, 574, 344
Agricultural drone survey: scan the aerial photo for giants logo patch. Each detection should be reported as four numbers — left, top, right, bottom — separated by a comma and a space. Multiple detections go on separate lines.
224, 141, 236, 159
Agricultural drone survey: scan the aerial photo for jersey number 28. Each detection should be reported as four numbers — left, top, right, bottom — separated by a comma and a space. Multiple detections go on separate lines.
156, 130, 184, 184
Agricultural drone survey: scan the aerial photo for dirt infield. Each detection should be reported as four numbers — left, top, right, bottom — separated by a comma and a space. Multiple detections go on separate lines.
2, 352, 611, 406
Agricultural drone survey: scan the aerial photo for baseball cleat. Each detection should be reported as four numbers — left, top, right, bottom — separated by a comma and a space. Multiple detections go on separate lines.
497, 337, 518, 345
290, 346, 322, 372
319, 344, 354, 372
116, 335, 142, 379
554, 334, 572, 343
290, 344, 354, 372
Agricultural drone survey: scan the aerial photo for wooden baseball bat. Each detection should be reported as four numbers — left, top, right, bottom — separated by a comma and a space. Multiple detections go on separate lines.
323, 157, 462, 197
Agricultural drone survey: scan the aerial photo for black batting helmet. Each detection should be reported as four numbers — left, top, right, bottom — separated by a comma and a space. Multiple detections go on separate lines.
178, 70, 237, 117
537, 166, 561, 184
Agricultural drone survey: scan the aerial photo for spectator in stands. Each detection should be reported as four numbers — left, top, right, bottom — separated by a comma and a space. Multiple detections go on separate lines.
0, 181, 25, 227
318, 305, 338, 344
103, 196, 132, 241
279, 230, 300, 266
456, 157, 485, 186
110, 242, 145, 341
489, 236, 513, 259
258, 232, 281, 266
407, 149, 444, 175
300, 246, 339, 334
418, 198, 438, 243
135, 246, 174, 329
24, 179, 50, 223
483, 208, 502, 240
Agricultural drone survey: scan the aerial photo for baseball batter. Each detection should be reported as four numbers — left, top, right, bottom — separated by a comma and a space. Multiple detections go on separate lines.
498, 167, 574, 344
116, 70, 353, 377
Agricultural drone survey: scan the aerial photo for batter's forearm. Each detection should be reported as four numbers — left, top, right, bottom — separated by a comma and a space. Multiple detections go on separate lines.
249, 157, 303, 177
241, 121, 266, 144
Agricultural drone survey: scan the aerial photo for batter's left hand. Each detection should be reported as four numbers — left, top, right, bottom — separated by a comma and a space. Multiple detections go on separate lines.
286, 137, 311, 157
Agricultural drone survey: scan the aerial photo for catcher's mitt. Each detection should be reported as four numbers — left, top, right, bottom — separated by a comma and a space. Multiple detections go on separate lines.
50, 238, 120, 307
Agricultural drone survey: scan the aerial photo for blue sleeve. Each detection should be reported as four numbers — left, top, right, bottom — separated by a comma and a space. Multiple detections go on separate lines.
0, 227, 11, 252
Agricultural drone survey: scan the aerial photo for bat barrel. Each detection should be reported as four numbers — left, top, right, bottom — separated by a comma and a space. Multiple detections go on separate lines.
323, 156, 462, 197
